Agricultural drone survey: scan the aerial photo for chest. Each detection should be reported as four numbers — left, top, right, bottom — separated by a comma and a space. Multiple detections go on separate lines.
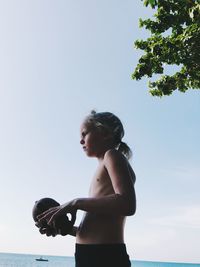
89, 164, 114, 197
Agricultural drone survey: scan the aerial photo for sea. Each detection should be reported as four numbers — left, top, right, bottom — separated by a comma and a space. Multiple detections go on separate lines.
0, 253, 199, 267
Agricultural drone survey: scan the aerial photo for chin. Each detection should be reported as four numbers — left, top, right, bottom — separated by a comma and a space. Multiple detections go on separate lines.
85, 151, 97, 158
86, 153, 95, 158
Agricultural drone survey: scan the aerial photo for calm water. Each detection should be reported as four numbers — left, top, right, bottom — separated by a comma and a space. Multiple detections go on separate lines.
0, 253, 199, 267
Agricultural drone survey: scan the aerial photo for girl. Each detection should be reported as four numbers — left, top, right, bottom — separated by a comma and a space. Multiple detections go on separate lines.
38, 111, 136, 267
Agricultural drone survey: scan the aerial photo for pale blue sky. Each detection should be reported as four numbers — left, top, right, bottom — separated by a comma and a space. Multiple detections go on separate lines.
0, 0, 199, 264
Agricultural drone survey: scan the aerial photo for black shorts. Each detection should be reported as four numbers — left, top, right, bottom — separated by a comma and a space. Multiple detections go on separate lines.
75, 243, 131, 267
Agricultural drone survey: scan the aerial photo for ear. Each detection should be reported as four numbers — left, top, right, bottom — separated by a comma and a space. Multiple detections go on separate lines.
97, 126, 112, 141
102, 130, 112, 141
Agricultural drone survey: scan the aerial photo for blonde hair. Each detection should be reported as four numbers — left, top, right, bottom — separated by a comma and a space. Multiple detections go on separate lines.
84, 110, 132, 160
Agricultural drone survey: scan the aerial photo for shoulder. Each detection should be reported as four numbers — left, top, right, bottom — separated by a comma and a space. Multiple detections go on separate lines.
104, 149, 136, 183
103, 149, 128, 165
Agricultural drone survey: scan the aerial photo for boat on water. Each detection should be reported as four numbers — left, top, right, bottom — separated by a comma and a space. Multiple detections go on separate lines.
35, 256, 48, 262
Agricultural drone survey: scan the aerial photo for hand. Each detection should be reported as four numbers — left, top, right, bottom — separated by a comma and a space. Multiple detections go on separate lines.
35, 221, 58, 237
37, 200, 77, 227
37, 206, 61, 226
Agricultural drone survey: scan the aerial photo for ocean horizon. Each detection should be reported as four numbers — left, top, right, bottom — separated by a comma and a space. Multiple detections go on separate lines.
0, 252, 199, 267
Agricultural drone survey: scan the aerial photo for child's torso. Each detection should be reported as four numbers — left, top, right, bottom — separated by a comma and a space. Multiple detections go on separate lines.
76, 162, 126, 244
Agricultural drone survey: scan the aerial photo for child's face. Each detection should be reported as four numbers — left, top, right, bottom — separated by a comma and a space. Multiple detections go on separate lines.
80, 123, 107, 158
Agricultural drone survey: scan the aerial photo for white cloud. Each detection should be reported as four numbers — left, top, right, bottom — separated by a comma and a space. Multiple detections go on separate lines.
150, 205, 200, 229
0, 224, 9, 235
161, 165, 200, 182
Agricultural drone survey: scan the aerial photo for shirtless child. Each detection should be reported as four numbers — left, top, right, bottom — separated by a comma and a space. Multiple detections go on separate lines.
37, 111, 136, 267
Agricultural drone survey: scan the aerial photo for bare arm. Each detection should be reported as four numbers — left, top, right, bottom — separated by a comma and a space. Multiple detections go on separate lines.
74, 194, 135, 216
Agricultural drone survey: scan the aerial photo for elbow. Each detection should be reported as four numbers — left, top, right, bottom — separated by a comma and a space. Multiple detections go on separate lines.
125, 204, 136, 216
127, 194, 137, 216
125, 195, 136, 216
128, 208, 136, 216
122, 199, 136, 216
117, 194, 136, 216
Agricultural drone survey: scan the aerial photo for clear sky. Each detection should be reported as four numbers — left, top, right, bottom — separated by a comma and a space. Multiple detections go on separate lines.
0, 0, 199, 264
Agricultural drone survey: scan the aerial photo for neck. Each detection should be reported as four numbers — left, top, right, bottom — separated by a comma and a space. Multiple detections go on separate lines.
96, 144, 115, 161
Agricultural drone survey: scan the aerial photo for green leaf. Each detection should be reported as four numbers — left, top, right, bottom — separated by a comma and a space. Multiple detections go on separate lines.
133, 0, 200, 96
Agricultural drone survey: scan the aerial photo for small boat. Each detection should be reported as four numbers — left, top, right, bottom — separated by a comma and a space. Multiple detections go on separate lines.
35, 256, 48, 262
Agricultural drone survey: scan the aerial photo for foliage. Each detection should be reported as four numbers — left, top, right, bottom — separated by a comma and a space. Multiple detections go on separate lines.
132, 0, 200, 96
